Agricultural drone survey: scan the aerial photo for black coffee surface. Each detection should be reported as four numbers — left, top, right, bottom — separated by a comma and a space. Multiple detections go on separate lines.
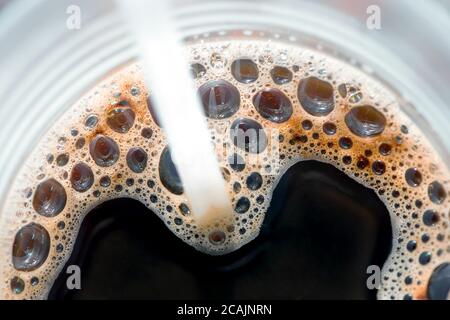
49, 161, 392, 300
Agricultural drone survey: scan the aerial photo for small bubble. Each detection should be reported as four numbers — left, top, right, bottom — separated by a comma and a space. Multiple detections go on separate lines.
322, 122, 336, 135
423, 210, 440, 226
56, 154, 69, 167
405, 168, 422, 187
190, 63, 207, 79
231, 59, 259, 83
339, 137, 353, 149
419, 251, 431, 265
130, 86, 140, 96
270, 66, 293, 84
298, 77, 335, 116
301, 119, 313, 130
127, 147, 148, 173
198, 80, 240, 119
75, 138, 85, 149
100, 176, 111, 187
85, 114, 98, 128
406, 240, 416, 252
246, 172, 263, 190
141, 127, 153, 139
210, 52, 226, 69
178, 203, 190, 216
378, 143, 392, 156
372, 160, 386, 175
10, 277, 25, 294
344, 105, 386, 137
33, 179, 67, 217
428, 181, 446, 204
253, 88, 293, 123
30, 277, 39, 286
70, 162, 94, 192
209, 230, 226, 245
235, 197, 250, 213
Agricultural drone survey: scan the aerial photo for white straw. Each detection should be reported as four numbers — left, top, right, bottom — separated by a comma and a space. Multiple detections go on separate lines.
116, 0, 232, 222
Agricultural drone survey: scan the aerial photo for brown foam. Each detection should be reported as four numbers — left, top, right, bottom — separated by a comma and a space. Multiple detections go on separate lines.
0, 40, 448, 300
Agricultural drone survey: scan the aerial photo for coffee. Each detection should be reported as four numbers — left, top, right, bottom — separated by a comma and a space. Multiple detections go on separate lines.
0, 39, 448, 300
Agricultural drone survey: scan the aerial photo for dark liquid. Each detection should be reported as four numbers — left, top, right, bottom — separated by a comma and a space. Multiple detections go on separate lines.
49, 161, 392, 300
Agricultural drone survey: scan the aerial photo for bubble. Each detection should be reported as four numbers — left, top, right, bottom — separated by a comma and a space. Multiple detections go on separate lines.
423, 210, 440, 226
339, 137, 353, 149
32, 178, 67, 217
56, 154, 69, 167
233, 182, 241, 193
428, 181, 446, 204
10, 277, 25, 294
190, 63, 206, 79
209, 230, 226, 245
246, 172, 263, 190
230, 118, 267, 154
130, 86, 140, 96
56, 244, 64, 253
198, 80, 240, 119
301, 119, 313, 130
419, 251, 432, 265
337, 83, 347, 98
344, 105, 386, 137
126, 147, 148, 173
348, 87, 363, 104
235, 197, 250, 213
342, 155, 352, 165
70, 163, 94, 192
210, 52, 226, 69
12, 223, 50, 271
406, 240, 417, 252
75, 138, 85, 149
405, 276, 413, 285
221, 167, 231, 182
84, 114, 98, 128
231, 59, 259, 83
100, 176, 111, 187
356, 156, 369, 170
57, 221, 65, 230
372, 160, 386, 175
322, 122, 337, 135
178, 203, 190, 216
159, 146, 183, 195
106, 105, 135, 133
427, 263, 450, 300
30, 277, 39, 287
405, 168, 422, 187
379, 143, 392, 156
141, 127, 153, 139
256, 195, 264, 204
228, 153, 245, 172
89, 135, 120, 167
270, 66, 293, 84
252, 88, 293, 123
298, 77, 335, 116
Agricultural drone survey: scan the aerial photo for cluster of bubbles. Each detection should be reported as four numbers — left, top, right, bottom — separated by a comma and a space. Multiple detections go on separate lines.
0, 39, 448, 300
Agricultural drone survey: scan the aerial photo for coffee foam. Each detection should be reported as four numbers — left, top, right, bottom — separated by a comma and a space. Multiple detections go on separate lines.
0, 39, 448, 300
